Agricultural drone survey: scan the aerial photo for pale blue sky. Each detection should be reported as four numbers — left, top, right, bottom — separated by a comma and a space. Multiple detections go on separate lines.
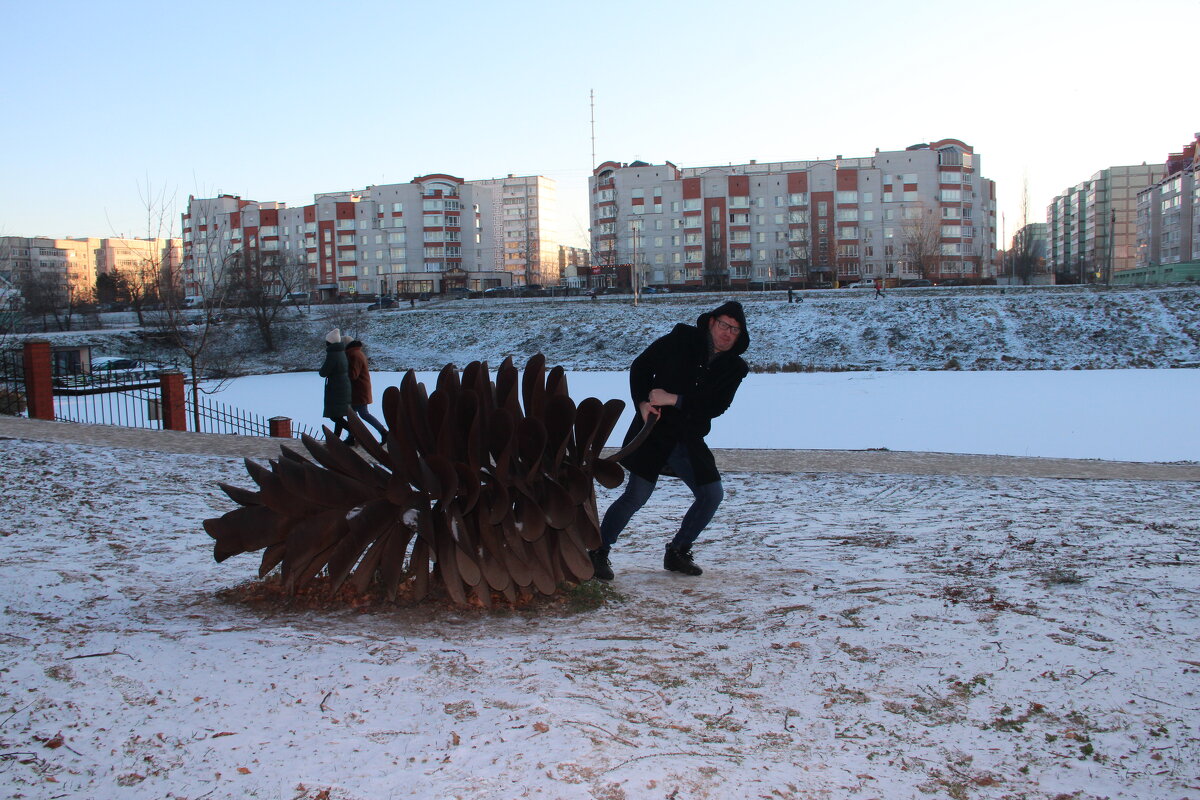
2, 0, 1194, 247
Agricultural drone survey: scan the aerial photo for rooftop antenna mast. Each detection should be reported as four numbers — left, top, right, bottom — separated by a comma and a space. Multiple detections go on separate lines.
589, 89, 596, 169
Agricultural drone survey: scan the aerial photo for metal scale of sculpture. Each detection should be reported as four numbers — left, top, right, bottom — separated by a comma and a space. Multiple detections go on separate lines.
203, 355, 651, 608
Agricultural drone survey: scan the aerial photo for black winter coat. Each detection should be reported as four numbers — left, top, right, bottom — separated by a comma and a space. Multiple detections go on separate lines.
619, 308, 749, 485
319, 341, 351, 419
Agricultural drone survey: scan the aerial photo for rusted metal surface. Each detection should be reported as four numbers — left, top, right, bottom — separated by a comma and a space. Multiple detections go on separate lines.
203, 355, 639, 607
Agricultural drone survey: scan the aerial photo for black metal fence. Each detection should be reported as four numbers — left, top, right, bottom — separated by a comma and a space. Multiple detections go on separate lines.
54, 366, 316, 439
0, 348, 26, 416
184, 391, 319, 438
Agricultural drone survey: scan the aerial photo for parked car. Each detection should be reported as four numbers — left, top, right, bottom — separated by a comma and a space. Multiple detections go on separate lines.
482, 287, 514, 298
901, 279, 933, 287
444, 287, 471, 299
367, 297, 397, 310
847, 281, 874, 289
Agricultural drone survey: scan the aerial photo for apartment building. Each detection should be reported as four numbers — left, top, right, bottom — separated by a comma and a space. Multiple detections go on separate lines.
1047, 163, 1165, 284
182, 174, 572, 298
1129, 134, 1200, 285
467, 175, 562, 287
94, 237, 182, 282
183, 177, 502, 299
0, 235, 99, 300
589, 139, 997, 289
558, 245, 590, 286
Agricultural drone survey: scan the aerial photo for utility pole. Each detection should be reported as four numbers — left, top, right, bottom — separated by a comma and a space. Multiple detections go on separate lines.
1105, 207, 1116, 287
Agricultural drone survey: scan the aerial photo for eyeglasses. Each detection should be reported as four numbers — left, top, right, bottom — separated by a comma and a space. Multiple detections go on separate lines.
713, 318, 740, 335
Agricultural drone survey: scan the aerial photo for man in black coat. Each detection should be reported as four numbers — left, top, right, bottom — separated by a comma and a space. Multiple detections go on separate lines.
590, 300, 750, 580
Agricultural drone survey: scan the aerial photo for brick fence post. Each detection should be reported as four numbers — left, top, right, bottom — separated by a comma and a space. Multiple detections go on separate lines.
268, 416, 292, 439
22, 340, 55, 421
158, 371, 188, 431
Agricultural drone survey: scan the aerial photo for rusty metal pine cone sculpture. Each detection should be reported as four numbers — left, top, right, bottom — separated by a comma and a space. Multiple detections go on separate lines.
203, 354, 652, 608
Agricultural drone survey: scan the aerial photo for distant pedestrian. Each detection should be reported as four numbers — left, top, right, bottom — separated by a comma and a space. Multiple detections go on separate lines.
874, 278, 885, 299
344, 338, 388, 446
319, 328, 353, 443
787, 287, 794, 303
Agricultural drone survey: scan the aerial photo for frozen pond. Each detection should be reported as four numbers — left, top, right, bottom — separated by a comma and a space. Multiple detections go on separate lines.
209, 368, 1199, 463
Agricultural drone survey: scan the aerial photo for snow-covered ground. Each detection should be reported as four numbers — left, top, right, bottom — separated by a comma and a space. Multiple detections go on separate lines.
1, 440, 1198, 799
209, 367, 1200, 463
6, 285, 1200, 798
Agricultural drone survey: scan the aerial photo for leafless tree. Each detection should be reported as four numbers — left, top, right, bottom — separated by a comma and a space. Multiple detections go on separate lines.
19, 270, 80, 332
900, 202, 942, 281
703, 246, 728, 291
226, 249, 310, 352
150, 237, 243, 432
1010, 179, 1041, 286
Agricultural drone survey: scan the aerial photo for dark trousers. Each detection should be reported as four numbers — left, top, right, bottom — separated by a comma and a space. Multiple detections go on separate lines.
333, 405, 388, 443
599, 441, 723, 550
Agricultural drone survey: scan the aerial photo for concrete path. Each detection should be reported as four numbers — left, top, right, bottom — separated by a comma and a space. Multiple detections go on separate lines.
1, 415, 1197, 482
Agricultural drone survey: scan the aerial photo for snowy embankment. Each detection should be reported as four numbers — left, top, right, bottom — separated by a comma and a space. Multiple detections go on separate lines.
36, 285, 1200, 375
1, 440, 1198, 799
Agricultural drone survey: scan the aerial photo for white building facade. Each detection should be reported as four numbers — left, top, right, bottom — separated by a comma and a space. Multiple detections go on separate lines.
589, 140, 997, 289
182, 175, 516, 299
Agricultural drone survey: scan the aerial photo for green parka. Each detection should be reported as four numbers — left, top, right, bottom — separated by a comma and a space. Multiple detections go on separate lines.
319, 340, 351, 419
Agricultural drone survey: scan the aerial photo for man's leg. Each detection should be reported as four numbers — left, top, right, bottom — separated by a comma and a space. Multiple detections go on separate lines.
663, 444, 723, 575
591, 473, 656, 580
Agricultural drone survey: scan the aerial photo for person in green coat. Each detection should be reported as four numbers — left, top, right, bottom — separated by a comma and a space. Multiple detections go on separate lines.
319, 328, 352, 439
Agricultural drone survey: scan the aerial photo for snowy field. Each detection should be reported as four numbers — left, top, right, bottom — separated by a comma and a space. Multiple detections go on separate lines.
209, 368, 1200, 463
1, 439, 1199, 799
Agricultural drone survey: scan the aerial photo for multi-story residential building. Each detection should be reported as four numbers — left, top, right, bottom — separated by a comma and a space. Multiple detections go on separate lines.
467, 175, 563, 287
1047, 163, 1165, 284
94, 237, 182, 282
589, 140, 997, 289
558, 245, 590, 287
0, 236, 98, 300
182, 173, 572, 298
1129, 134, 1200, 285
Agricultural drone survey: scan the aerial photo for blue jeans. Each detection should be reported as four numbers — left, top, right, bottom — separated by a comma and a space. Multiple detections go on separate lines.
333, 405, 388, 442
599, 441, 723, 550
352, 404, 388, 438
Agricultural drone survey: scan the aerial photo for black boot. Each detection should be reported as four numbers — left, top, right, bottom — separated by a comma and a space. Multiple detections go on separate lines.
589, 546, 614, 581
664, 545, 703, 576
